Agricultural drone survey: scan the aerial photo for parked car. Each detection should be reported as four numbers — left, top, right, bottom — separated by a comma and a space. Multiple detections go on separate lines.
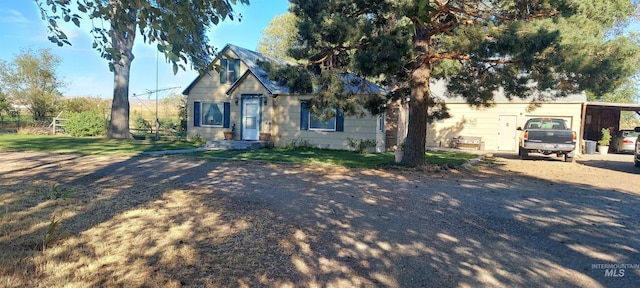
610, 129, 639, 153
635, 127, 640, 167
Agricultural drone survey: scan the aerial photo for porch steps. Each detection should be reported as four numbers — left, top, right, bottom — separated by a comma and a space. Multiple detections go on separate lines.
204, 140, 270, 150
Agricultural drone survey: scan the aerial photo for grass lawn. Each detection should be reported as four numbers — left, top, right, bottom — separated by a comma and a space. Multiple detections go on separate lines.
186, 148, 477, 169
0, 134, 200, 156
0, 134, 477, 168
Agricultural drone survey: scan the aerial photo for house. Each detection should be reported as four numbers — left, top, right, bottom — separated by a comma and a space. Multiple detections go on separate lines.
182, 44, 387, 152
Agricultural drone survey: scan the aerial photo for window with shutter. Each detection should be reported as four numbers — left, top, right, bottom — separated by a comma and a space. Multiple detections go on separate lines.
300, 101, 344, 132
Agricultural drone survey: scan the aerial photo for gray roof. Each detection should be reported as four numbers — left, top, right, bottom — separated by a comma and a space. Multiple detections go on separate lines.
225, 44, 292, 95
183, 44, 386, 96
430, 79, 588, 104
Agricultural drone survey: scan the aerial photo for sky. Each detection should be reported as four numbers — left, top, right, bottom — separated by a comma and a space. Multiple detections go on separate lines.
0, 0, 290, 99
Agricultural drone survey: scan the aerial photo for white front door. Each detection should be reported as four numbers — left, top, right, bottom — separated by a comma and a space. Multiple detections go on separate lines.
498, 115, 517, 151
242, 98, 260, 140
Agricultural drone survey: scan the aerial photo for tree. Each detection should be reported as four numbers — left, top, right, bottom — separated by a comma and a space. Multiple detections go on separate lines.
0, 89, 17, 122
37, 0, 249, 139
0, 48, 65, 122
590, 77, 640, 128
289, 0, 640, 166
60, 96, 111, 114
257, 12, 300, 61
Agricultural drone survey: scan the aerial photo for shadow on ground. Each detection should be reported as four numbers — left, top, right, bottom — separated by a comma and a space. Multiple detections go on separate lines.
0, 152, 638, 287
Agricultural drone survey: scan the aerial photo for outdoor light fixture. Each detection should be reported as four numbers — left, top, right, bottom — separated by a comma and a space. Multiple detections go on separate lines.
263, 97, 268, 105
234, 97, 239, 105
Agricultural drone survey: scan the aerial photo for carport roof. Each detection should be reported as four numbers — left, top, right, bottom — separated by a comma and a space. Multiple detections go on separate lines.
584, 102, 640, 111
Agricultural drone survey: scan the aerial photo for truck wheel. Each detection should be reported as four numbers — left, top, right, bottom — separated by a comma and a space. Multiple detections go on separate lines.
635, 160, 640, 168
519, 147, 528, 159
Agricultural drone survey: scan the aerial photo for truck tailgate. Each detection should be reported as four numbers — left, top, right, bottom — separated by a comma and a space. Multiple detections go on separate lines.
526, 130, 574, 144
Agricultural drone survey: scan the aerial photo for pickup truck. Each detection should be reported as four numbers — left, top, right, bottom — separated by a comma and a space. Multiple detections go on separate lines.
517, 118, 577, 162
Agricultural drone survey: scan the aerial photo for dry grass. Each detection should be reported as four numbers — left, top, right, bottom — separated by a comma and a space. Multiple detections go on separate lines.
0, 157, 301, 287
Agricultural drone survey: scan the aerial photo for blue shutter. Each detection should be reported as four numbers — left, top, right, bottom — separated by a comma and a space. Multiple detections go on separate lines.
300, 102, 309, 131
194, 101, 201, 127
219, 59, 228, 83
336, 109, 344, 132
223, 102, 230, 128
233, 59, 241, 82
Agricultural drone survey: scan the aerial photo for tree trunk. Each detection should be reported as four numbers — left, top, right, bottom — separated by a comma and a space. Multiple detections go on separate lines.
106, 3, 136, 139
401, 25, 431, 166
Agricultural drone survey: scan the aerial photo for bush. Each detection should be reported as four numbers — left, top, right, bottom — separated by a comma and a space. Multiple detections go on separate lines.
65, 111, 107, 137
346, 138, 378, 153
285, 138, 316, 149
134, 116, 151, 133
159, 118, 180, 131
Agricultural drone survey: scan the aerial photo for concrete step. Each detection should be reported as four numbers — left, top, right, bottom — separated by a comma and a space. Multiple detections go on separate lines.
204, 140, 270, 150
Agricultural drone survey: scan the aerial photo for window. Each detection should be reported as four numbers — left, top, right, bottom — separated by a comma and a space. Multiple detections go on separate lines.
309, 108, 337, 130
220, 58, 241, 84
300, 102, 344, 132
193, 101, 230, 128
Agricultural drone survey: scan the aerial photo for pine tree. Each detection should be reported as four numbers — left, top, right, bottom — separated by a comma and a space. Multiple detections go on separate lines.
289, 0, 640, 166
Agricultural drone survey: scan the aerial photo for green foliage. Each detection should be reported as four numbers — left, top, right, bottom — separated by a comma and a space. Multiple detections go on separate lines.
598, 128, 612, 146
284, 138, 316, 149
0, 134, 200, 155
42, 216, 61, 252
346, 138, 378, 154
0, 90, 18, 122
37, 184, 74, 200
191, 133, 205, 146
0, 48, 65, 121
59, 97, 110, 114
196, 148, 476, 169
134, 116, 152, 133
258, 60, 314, 94
36, 0, 248, 139
289, 0, 640, 166
177, 95, 188, 132
65, 111, 107, 137
159, 118, 180, 131
36, 0, 248, 73
257, 12, 300, 62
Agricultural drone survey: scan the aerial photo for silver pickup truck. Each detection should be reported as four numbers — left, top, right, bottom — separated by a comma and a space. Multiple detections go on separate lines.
517, 118, 577, 162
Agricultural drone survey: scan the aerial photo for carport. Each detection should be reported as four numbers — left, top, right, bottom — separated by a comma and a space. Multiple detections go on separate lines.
580, 102, 640, 142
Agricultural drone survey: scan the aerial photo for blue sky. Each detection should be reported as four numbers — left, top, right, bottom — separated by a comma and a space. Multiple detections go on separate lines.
0, 1, 289, 99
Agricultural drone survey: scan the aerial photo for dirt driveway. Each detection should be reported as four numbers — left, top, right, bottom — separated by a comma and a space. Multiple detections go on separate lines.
0, 152, 638, 287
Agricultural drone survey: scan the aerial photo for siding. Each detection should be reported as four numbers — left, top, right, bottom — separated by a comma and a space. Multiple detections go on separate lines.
426, 102, 583, 152
272, 95, 382, 151
186, 50, 249, 140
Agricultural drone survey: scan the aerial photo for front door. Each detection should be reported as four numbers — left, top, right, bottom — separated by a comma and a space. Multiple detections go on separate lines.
498, 115, 517, 151
242, 98, 260, 140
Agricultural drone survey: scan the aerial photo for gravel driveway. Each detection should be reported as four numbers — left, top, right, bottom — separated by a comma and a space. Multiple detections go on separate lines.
1, 151, 638, 287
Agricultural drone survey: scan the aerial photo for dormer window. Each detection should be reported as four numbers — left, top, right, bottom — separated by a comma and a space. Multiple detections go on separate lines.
220, 58, 241, 84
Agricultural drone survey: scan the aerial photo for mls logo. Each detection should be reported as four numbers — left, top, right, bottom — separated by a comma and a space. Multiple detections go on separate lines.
604, 269, 625, 277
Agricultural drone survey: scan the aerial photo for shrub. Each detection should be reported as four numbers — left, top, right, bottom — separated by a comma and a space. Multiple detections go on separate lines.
134, 116, 151, 133
159, 118, 180, 131
65, 111, 107, 137
191, 133, 205, 146
346, 138, 378, 153
284, 138, 316, 149
37, 183, 74, 200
